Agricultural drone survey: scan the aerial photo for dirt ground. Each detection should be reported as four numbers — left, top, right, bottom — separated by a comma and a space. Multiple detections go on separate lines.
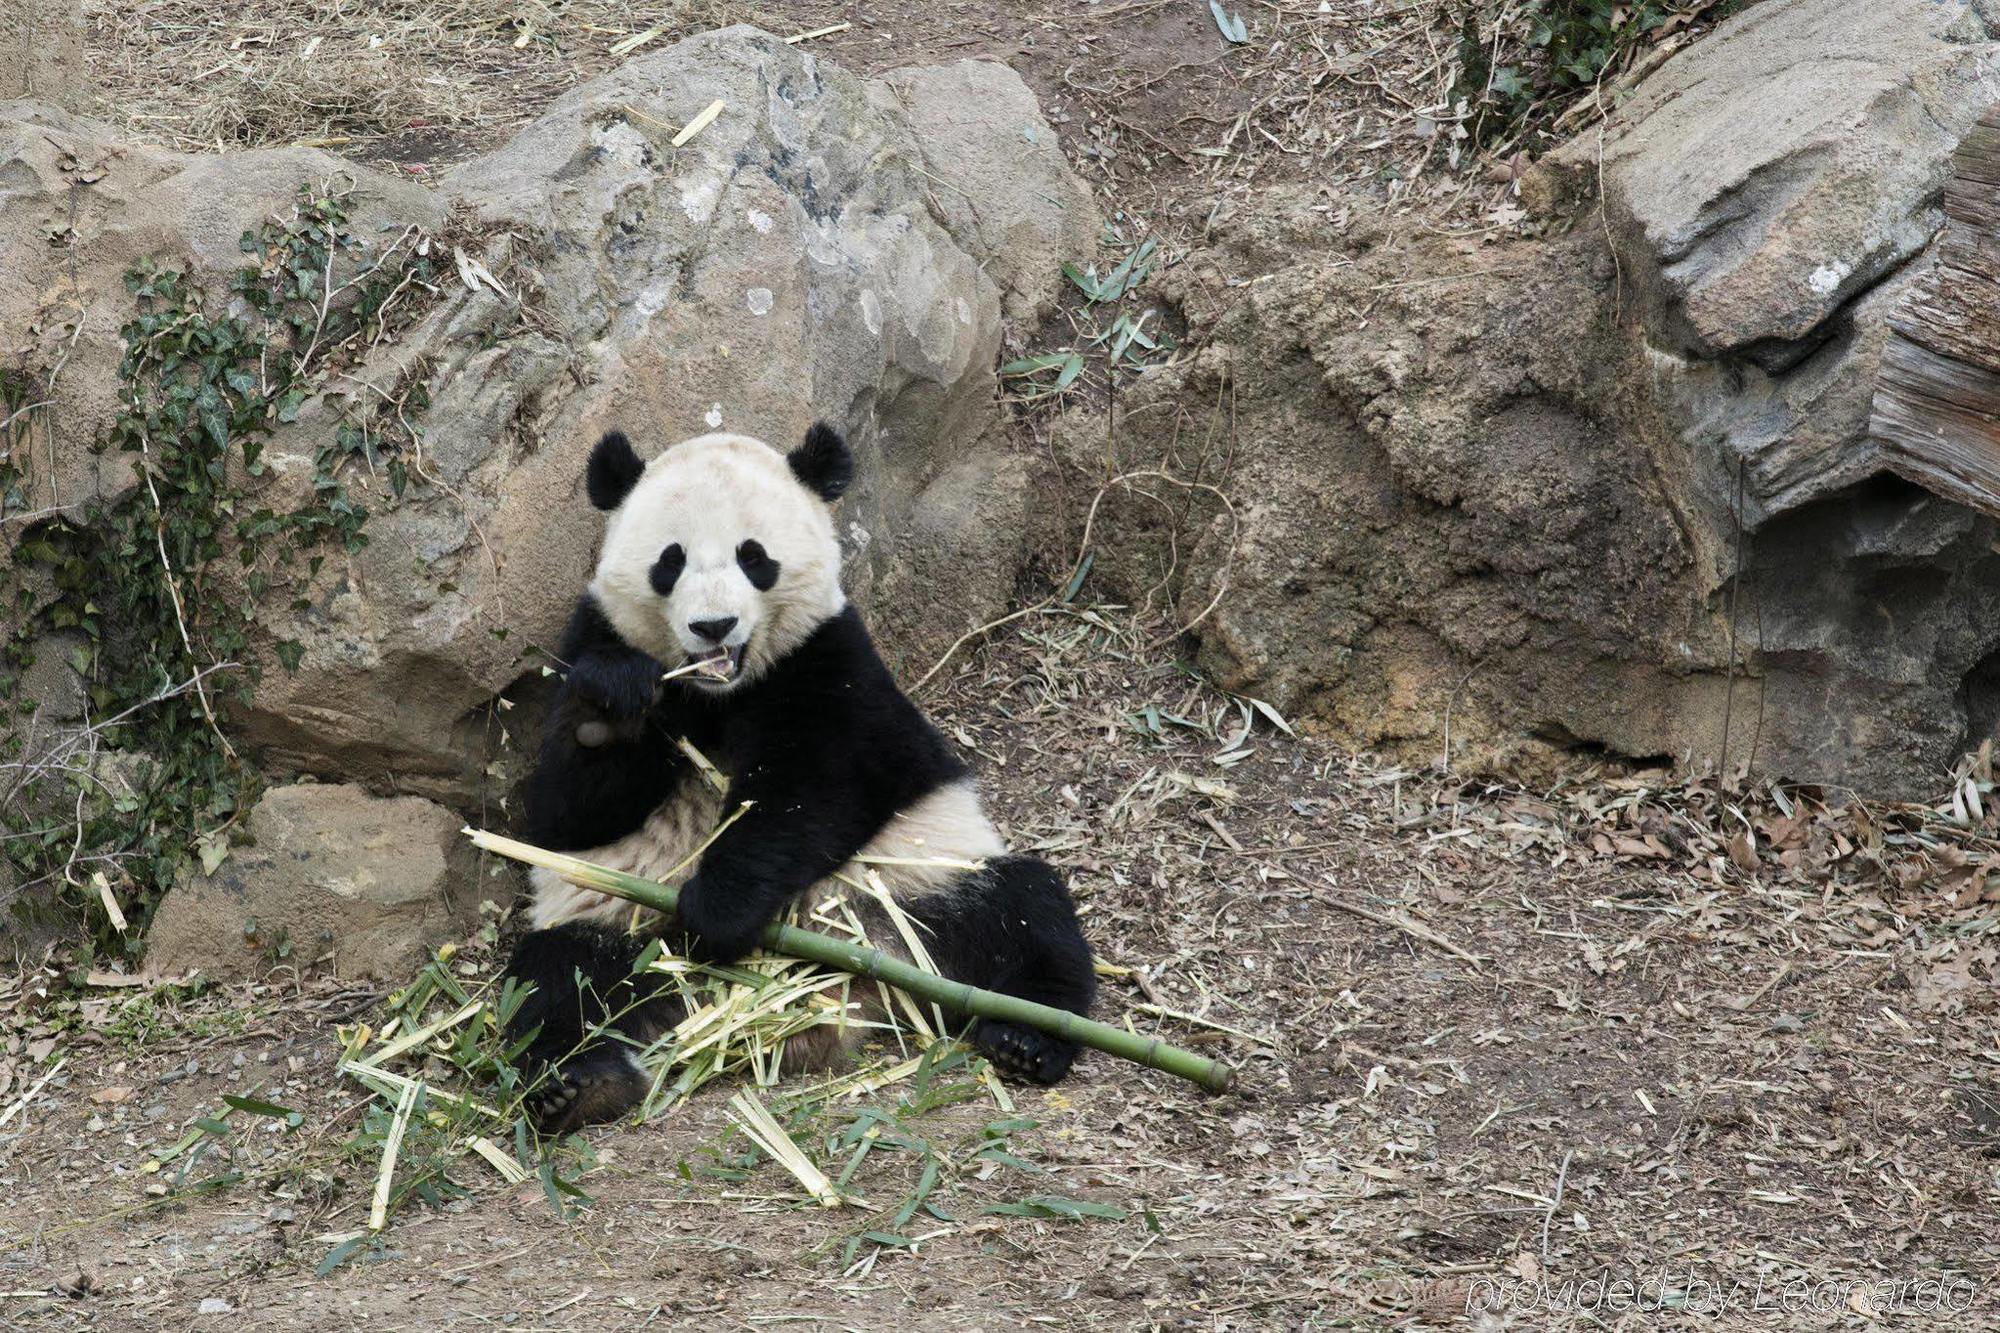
5, 610, 1999, 1330
6, 2, 1997, 1329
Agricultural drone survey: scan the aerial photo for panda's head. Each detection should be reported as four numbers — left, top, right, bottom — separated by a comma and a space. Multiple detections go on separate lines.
584, 424, 854, 692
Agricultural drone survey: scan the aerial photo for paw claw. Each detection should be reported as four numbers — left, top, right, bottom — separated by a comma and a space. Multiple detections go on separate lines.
523, 1051, 647, 1135
971, 1019, 1078, 1085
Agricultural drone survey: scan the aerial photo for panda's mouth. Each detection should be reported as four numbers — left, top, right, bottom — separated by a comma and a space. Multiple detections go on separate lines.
688, 643, 745, 686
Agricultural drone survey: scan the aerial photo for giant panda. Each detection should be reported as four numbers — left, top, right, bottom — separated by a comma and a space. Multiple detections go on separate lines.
501, 423, 1097, 1133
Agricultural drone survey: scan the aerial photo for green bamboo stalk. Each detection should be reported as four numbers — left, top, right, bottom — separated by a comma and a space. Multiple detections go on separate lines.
465, 827, 1235, 1094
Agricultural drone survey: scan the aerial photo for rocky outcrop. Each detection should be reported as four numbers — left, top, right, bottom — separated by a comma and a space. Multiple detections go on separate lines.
1080, 0, 2000, 795
143, 783, 491, 980
867, 61, 1099, 325
1566, 0, 1998, 363
0, 103, 442, 523
1, 28, 1095, 804
1544, 0, 2000, 523
237, 30, 1087, 796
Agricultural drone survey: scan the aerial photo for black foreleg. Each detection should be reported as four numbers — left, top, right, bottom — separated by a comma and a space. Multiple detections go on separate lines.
909, 856, 1096, 1084
502, 922, 679, 1134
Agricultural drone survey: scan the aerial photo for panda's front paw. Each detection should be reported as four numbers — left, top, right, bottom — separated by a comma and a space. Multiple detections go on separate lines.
566, 649, 659, 744
674, 882, 766, 965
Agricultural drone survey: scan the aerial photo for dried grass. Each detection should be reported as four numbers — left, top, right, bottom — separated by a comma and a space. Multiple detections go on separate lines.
85, 0, 768, 156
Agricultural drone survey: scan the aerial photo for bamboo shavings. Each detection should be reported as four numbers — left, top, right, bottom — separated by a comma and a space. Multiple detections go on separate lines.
660, 659, 715, 683
0, 1057, 65, 1130
466, 1135, 530, 1185
677, 737, 729, 793
340, 1060, 500, 1119
369, 1081, 419, 1232
850, 853, 988, 871
725, 1088, 849, 1207
347, 999, 482, 1070
785, 21, 851, 43
809, 889, 936, 1047
608, 23, 666, 57
855, 869, 950, 1038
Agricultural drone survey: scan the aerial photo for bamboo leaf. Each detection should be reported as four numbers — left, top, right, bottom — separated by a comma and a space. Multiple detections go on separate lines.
985, 1194, 1129, 1221
316, 1234, 370, 1277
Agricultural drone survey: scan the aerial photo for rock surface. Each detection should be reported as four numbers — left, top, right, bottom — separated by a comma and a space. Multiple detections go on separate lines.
0, 103, 441, 526
1078, 2, 2000, 797
144, 783, 491, 981
238, 29, 1086, 794
1565, 0, 1997, 358
0, 29, 1095, 802
1547, 0, 2000, 520
867, 60, 1100, 324
0, 0, 86, 110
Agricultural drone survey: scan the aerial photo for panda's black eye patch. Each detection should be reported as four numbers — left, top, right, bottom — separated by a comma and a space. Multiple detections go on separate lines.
736, 539, 780, 591
649, 543, 685, 595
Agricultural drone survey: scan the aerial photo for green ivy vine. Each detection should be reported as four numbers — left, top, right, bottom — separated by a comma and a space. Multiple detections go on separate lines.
0, 184, 442, 958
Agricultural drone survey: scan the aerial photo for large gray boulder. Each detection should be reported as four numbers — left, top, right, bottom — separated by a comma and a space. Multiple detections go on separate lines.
235, 29, 1088, 796
1570, 0, 1997, 358
0, 29, 1095, 802
868, 60, 1099, 324
144, 783, 491, 981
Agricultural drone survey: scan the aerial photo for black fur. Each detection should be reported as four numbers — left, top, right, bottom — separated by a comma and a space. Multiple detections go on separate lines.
735, 539, 780, 591
503, 922, 679, 1136
668, 604, 971, 962
649, 543, 685, 596
587, 431, 645, 511
911, 856, 1096, 1083
787, 422, 853, 501
525, 595, 704, 851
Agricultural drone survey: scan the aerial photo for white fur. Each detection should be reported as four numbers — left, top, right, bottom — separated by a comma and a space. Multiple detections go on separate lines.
591, 433, 844, 690
527, 781, 726, 929
539, 430, 1009, 943
529, 778, 1005, 929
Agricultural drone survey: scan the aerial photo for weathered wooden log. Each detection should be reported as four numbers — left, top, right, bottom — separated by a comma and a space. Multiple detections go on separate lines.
1871, 107, 2000, 517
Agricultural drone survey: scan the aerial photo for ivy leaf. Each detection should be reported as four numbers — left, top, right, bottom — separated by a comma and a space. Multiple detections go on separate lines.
316, 1235, 370, 1277
197, 833, 230, 876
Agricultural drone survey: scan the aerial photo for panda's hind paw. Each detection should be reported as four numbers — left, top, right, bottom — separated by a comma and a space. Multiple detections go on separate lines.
524, 1049, 648, 1137
970, 1019, 1079, 1085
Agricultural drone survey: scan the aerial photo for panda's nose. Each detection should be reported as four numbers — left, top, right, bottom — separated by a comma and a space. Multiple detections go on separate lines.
689, 616, 738, 644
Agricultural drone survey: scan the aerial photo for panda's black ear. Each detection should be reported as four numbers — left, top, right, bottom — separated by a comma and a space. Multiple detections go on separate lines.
788, 422, 853, 502
586, 431, 644, 511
